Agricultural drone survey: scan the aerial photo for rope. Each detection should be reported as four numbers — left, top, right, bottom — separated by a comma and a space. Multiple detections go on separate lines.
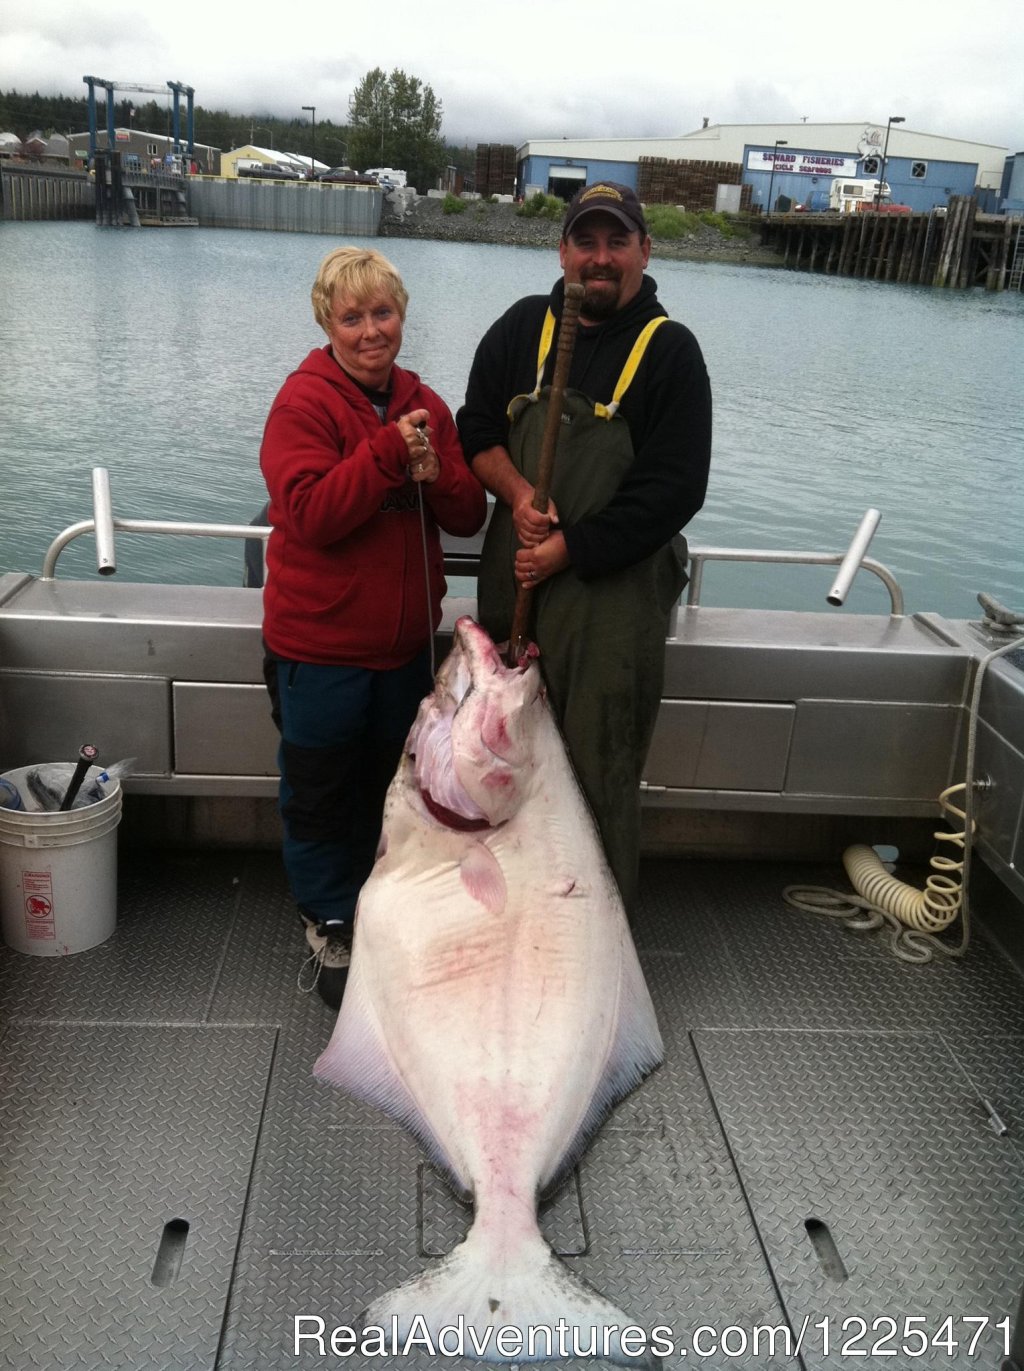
417, 480, 435, 677
297, 945, 327, 995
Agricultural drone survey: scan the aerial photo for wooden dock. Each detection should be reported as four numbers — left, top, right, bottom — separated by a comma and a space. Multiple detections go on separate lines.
759, 196, 1024, 291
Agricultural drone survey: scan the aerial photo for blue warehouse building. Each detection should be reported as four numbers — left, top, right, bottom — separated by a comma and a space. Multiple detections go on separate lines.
516, 123, 1011, 215
743, 143, 984, 214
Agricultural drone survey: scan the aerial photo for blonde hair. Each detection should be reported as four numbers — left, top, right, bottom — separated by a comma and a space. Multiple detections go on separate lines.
311, 246, 409, 330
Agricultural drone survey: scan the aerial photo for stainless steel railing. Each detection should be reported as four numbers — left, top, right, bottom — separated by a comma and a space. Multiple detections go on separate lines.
41, 469, 270, 581
41, 470, 903, 616
41, 517, 270, 581
684, 509, 903, 615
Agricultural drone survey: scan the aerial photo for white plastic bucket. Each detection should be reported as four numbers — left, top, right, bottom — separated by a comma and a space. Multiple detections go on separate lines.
0, 765, 122, 956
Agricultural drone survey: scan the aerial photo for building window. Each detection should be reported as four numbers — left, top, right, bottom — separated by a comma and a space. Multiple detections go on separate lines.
911, 161, 928, 179
862, 156, 881, 175
147, 143, 159, 156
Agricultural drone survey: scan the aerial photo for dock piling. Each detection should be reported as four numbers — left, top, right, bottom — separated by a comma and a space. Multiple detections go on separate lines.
760, 198, 1018, 292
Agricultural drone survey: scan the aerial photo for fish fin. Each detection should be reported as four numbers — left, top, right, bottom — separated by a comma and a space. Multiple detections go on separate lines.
459, 841, 507, 914
542, 935, 663, 1193
313, 968, 472, 1195
364, 1226, 654, 1365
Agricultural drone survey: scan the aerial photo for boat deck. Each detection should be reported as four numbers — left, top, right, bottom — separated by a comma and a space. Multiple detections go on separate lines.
2, 846, 1022, 1370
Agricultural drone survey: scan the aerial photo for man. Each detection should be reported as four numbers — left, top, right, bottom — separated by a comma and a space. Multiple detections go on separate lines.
457, 181, 712, 912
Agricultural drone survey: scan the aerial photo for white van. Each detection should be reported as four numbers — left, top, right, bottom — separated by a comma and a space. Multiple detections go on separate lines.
365, 167, 407, 188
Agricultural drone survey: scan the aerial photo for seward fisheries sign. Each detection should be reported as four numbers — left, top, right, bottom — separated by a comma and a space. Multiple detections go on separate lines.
747, 149, 860, 177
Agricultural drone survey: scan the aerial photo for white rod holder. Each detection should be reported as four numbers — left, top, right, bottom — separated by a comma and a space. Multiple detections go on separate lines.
91, 467, 117, 576
827, 508, 881, 606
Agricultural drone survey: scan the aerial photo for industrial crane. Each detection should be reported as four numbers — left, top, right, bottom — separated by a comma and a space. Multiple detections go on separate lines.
82, 77, 196, 164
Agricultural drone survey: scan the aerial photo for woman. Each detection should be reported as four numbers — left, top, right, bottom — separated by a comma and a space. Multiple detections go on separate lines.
260, 246, 486, 1009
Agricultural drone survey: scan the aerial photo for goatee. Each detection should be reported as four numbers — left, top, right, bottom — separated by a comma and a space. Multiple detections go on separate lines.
581, 277, 621, 320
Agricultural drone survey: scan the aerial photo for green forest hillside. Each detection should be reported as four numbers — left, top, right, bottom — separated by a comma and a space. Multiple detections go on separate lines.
0, 88, 477, 184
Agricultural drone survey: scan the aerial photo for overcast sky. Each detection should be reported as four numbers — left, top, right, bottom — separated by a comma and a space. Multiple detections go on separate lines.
3, 0, 1021, 153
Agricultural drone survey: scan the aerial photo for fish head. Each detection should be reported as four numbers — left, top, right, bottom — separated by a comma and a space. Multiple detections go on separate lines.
407, 617, 545, 828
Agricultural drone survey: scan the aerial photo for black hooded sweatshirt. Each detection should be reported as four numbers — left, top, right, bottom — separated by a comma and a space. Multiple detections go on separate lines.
456, 275, 712, 581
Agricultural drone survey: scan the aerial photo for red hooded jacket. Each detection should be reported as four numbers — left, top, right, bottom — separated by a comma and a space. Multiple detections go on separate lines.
260, 346, 486, 668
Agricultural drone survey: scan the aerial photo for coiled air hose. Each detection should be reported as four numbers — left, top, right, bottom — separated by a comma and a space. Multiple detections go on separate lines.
783, 786, 968, 965
784, 629, 1023, 964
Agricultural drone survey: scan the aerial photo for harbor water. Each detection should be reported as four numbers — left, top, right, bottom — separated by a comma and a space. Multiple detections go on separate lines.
1, 221, 1021, 619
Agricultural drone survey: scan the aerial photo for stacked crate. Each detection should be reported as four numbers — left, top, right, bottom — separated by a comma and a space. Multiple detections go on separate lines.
638, 157, 747, 211
474, 144, 516, 197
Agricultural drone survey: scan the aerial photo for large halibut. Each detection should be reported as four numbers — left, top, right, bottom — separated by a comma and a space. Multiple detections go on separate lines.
314, 616, 663, 1362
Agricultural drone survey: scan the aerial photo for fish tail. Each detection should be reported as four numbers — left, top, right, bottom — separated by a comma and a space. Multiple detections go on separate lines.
362, 1225, 654, 1365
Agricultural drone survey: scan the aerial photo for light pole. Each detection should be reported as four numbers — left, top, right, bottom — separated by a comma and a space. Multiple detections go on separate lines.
876, 115, 904, 209
250, 124, 274, 150
766, 139, 787, 216
302, 104, 316, 179
321, 138, 347, 169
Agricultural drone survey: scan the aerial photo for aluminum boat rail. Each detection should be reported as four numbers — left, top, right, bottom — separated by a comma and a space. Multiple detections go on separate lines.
41, 470, 266, 580
684, 508, 903, 615
43, 470, 903, 616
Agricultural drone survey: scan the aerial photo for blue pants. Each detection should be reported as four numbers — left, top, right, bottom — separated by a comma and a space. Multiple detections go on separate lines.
263, 650, 432, 926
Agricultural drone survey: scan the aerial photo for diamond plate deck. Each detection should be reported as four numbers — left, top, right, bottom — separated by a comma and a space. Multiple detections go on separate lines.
0, 848, 1022, 1370
692, 1029, 1024, 1370
0, 1021, 276, 1370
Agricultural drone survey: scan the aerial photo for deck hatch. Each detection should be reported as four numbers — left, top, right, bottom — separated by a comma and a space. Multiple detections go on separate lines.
786, 699, 962, 798
0, 1022, 276, 1370
644, 700, 794, 790
0, 669, 171, 774
172, 681, 279, 775
693, 1028, 1024, 1366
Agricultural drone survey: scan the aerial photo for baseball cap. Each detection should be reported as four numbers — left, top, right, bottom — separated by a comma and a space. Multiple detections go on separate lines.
562, 182, 648, 238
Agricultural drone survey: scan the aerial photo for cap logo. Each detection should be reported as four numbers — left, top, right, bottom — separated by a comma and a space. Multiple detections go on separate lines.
580, 184, 623, 204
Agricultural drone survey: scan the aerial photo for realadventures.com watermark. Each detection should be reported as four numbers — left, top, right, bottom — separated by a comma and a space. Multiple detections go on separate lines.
295, 1315, 652, 1360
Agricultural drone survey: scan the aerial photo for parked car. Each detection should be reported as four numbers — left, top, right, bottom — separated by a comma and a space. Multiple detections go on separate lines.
238, 162, 303, 180
317, 166, 378, 185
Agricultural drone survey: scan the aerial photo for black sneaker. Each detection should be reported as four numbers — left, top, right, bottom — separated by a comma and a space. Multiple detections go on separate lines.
298, 915, 352, 1011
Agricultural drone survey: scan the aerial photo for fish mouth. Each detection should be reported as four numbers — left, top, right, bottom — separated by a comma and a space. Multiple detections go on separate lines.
456, 616, 539, 678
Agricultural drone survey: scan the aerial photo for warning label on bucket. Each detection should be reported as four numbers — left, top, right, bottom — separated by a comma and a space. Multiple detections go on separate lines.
23, 871, 56, 940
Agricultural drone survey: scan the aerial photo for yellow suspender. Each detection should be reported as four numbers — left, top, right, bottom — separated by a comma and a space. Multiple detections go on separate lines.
531, 309, 557, 395
594, 316, 669, 418
531, 309, 668, 418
